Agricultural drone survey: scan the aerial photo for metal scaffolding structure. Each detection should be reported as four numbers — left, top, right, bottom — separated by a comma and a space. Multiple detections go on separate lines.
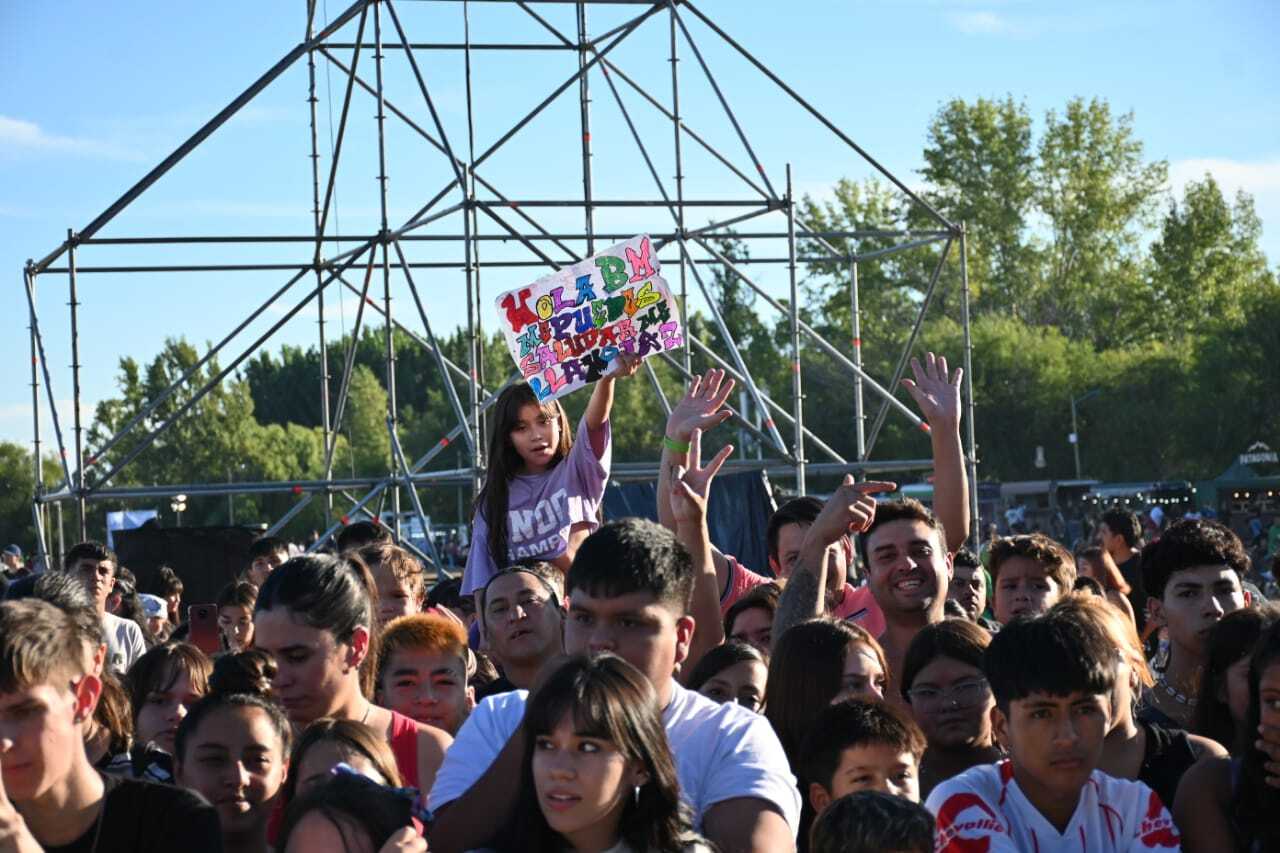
21, 0, 978, 569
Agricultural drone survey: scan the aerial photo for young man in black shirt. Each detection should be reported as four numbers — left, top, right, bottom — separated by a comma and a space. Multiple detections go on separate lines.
0, 598, 221, 853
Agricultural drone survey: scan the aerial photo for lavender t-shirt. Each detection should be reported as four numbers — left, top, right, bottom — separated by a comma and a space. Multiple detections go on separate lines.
462, 415, 611, 594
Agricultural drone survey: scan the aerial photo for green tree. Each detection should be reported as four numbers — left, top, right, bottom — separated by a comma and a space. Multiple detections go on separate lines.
1146, 174, 1274, 337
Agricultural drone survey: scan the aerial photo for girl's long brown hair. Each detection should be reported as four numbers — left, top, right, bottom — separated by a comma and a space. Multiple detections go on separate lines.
507, 654, 696, 853
766, 618, 888, 765
475, 383, 571, 570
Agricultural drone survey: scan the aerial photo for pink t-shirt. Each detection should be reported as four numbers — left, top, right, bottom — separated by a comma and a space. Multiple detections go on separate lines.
720, 556, 886, 638
463, 416, 611, 594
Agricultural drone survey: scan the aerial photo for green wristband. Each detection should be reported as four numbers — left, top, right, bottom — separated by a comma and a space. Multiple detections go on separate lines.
663, 435, 691, 453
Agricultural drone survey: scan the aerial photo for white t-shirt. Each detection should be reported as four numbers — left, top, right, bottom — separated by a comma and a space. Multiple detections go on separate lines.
429, 681, 801, 836
103, 611, 147, 675
926, 759, 1181, 852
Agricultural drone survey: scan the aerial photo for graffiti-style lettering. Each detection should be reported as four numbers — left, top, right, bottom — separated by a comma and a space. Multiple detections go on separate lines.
606, 294, 627, 323
637, 331, 662, 357
553, 338, 577, 363
634, 280, 661, 310
660, 321, 684, 349
516, 325, 542, 357
599, 345, 619, 363
536, 344, 558, 370
562, 359, 585, 384
574, 329, 599, 351
499, 288, 538, 330
551, 286, 576, 313
519, 353, 540, 377
580, 350, 609, 382
591, 300, 609, 328
616, 319, 636, 340
572, 305, 595, 334
597, 324, 618, 347
537, 320, 552, 343
625, 236, 656, 282
574, 274, 597, 304
596, 255, 629, 292
535, 294, 555, 320
550, 313, 575, 340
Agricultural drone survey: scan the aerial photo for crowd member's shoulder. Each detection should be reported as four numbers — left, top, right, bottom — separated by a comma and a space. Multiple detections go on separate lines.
94, 774, 222, 852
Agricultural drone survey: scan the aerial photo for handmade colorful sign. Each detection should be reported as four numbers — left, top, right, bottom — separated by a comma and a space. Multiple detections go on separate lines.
494, 234, 684, 401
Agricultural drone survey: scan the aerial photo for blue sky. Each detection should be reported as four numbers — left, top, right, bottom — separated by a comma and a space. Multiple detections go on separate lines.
2, 0, 1278, 461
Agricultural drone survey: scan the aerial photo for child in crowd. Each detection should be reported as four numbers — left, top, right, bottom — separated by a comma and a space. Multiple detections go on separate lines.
279, 771, 426, 853
464, 353, 640, 605
1192, 603, 1280, 752
1141, 519, 1251, 729
686, 641, 768, 713
429, 518, 800, 853
175, 691, 293, 853
377, 612, 475, 736
724, 581, 780, 659
507, 654, 712, 853
0, 599, 221, 851
285, 718, 403, 802
766, 618, 889, 765
809, 791, 934, 853
149, 564, 185, 627
124, 641, 212, 757
243, 535, 290, 587
899, 619, 1002, 799
253, 553, 451, 791
1174, 619, 1280, 851
218, 579, 258, 653
1077, 545, 1137, 625
798, 699, 926, 812
210, 648, 278, 698
361, 540, 426, 626
1051, 593, 1225, 810
426, 576, 477, 632
926, 609, 1180, 851
988, 533, 1075, 625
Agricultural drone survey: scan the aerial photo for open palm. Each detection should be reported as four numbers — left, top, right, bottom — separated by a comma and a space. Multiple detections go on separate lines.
667, 369, 736, 442
901, 351, 962, 429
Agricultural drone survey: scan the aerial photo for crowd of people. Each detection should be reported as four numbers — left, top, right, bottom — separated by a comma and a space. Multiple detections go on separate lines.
2, 352, 1279, 852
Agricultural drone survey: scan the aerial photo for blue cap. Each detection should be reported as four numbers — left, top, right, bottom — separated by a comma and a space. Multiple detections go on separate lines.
2, 545, 21, 559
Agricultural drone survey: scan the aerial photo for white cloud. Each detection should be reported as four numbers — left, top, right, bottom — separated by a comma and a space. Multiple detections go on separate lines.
949, 11, 1020, 35
1169, 157, 1280, 195
0, 116, 146, 162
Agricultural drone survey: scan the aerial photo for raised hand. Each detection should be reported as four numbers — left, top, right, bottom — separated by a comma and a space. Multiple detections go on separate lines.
805, 475, 898, 549
666, 369, 736, 443
901, 351, 962, 430
669, 428, 734, 526
609, 350, 643, 379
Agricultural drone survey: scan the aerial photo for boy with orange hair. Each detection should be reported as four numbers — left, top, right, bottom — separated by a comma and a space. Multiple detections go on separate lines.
377, 612, 474, 735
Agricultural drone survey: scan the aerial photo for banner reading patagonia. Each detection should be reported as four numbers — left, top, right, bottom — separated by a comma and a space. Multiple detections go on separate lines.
494, 234, 684, 401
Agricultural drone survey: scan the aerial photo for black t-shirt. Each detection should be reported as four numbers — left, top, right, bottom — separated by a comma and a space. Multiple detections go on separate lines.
1117, 553, 1147, 632
44, 774, 222, 853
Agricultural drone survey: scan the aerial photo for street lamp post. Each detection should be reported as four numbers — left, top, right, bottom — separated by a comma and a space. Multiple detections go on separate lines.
1069, 389, 1101, 479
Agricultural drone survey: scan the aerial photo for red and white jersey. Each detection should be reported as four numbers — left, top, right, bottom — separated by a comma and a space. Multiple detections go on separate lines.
925, 759, 1181, 852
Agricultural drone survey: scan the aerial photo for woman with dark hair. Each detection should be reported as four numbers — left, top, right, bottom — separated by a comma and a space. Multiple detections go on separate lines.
150, 564, 185, 626
253, 553, 451, 791
1175, 619, 1280, 851
723, 582, 780, 659
175, 691, 293, 853
1194, 603, 1280, 754
210, 648, 278, 699
1076, 545, 1137, 625
506, 654, 710, 853
1052, 593, 1225, 810
685, 641, 767, 713
125, 641, 213, 756
899, 619, 1002, 799
217, 580, 259, 653
766, 618, 889, 766
279, 772, 426, 853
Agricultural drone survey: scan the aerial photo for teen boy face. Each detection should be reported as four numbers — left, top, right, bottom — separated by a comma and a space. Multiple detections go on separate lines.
0, 672, 101, 803
69, 556, 115, 613
564, 588, 693, 705
1150, 565, 1248, 658
808, 744, 920, 812
992, 691, 1110, 811
379, 647, 473, 735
